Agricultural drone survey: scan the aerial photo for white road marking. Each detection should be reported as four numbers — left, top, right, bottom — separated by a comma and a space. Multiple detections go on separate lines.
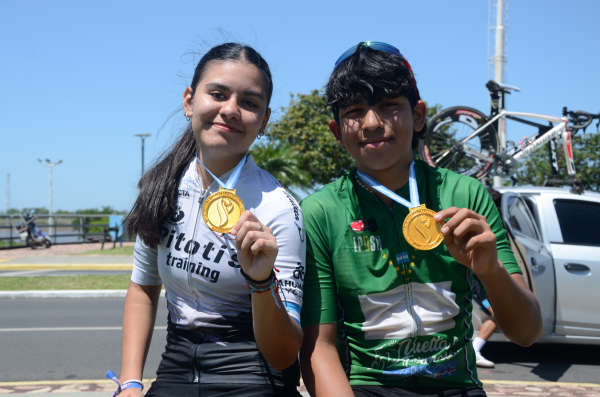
0, 326, 166, 332
0, 269, 58, 277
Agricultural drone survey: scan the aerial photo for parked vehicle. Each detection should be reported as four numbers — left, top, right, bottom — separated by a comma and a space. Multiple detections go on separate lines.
474, 186, 600, 345
14, 212, 52, 249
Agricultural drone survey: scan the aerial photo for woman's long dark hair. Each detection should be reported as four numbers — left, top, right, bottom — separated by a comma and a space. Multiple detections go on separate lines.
127, 43, 273, 248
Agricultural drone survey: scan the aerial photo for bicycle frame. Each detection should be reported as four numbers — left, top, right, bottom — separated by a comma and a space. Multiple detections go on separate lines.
458, 110, 576, 177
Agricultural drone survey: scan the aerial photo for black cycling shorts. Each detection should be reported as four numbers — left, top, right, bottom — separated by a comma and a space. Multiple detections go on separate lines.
352, 385, 487, 397
145, 319, 301, 397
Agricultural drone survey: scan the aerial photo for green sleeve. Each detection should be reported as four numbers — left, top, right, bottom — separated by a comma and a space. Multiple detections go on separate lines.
300, 197, 339, 325
441, 174, 521, 275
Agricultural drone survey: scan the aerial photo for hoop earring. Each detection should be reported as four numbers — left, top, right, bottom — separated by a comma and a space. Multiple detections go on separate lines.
185, 111, 191, 121
257, 131, 264, 140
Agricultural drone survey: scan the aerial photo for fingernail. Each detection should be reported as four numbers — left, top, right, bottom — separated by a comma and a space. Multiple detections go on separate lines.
434, 214, 441, 221
460, 249, 464, 254
442, 226, 449, 234
454, 239, 459, 245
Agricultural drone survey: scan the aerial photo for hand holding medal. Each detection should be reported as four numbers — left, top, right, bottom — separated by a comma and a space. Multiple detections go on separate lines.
230, 211, 279, 283
358, 161, 444, 250
434, 207, 499, 276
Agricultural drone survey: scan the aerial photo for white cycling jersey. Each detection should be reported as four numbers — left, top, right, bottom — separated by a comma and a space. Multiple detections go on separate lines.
132, 155, 305, 333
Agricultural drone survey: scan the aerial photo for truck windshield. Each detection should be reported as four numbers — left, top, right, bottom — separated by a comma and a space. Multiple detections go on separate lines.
554, 200, 600, 246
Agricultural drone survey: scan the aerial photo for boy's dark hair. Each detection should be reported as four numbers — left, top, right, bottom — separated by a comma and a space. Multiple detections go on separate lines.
127, 43, 272, 248
325, 46, 427, 149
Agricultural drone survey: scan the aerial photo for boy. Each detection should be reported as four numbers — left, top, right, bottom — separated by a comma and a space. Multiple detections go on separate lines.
299, 42, 542, 397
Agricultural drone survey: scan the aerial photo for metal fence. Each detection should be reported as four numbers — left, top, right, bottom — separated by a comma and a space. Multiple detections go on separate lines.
0, 214, 129, 249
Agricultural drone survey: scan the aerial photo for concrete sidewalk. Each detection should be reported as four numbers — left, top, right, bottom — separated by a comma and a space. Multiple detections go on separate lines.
0, 242, 135, 261
0, 380, 598, 396
0, 243, 134, 275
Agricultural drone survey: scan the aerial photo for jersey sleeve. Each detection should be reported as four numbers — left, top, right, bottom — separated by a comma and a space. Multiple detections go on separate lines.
442, 174, 521, 275
260, 189, 306, 327
131, 237, 163, 286
299, 197, 339, 326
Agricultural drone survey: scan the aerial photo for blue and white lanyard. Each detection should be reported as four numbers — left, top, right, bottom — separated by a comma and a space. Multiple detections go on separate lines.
195, 153, 248, 190
357, 160, 420, 209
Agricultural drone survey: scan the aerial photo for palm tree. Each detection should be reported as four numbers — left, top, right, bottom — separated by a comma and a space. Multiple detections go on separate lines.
250, 142, 312, 191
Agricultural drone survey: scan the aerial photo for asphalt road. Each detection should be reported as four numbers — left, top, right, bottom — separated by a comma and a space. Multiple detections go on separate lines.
0, 297, 168, 382
1, 297, 599, 384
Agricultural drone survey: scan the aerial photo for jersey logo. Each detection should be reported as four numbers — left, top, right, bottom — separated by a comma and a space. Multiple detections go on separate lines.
383, 359, 457, 379
168, 202, 185, 225
353, 235, 383, 252
350, 218, 379, 233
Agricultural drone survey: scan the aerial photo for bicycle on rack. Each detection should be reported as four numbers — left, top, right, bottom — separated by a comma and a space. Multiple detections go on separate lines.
418, 80, 600, 181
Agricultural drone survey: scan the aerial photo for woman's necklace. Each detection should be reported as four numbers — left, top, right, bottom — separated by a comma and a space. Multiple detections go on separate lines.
195, 154, 247, 234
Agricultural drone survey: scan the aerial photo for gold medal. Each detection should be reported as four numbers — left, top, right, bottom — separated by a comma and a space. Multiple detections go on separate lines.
402, 204, 444, 250
202, 188, 245, 233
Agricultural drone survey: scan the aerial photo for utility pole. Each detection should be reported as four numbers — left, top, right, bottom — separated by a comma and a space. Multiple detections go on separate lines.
5, 174, 9, 228
490, 0, 508, 187
134, 133, 151, 176
38, 159, 62, 243
6, 173, 9, 215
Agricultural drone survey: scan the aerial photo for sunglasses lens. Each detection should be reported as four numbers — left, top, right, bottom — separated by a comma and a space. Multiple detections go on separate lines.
366, 42, 401, 56
334, 45, 358, 68
334, 42, 402, 69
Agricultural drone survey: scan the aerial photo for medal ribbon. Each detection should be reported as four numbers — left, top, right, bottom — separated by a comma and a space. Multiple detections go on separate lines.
357, 160, 420, 209
195, 154, 248, 190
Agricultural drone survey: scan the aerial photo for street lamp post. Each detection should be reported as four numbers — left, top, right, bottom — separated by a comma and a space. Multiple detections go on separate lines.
134, 134, 151, 176
38, 159, 62, 243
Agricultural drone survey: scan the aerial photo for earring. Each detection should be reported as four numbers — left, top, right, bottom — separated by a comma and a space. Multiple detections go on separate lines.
185, 111, 191, 121
257, 130, 264, 140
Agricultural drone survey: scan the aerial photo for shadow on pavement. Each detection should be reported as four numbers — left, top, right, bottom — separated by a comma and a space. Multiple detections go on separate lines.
484, 342, 600, 381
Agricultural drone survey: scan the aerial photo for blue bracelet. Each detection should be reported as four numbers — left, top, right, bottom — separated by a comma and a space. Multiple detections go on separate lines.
106, 370, 144, 396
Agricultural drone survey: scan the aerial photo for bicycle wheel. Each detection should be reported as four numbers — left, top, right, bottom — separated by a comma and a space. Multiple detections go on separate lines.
418, 106, 498, 179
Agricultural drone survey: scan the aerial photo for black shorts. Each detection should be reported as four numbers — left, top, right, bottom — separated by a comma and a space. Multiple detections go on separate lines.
352, 385, 487, 397
145, 320, 301, 397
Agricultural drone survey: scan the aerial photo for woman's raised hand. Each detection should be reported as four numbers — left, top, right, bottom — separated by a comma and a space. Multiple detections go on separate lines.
230, 211, 278, 281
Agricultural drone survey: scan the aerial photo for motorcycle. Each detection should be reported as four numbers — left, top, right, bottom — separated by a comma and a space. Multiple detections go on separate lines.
15, 212, 52, 249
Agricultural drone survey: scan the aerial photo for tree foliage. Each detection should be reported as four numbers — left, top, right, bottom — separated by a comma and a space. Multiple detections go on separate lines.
250, 142, 312, 190
266, 90, 353, 188
267, 91, 443, 188
517, 132, 600, 192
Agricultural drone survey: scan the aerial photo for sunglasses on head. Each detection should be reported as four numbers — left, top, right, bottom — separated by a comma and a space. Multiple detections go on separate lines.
333, 41, 417, 94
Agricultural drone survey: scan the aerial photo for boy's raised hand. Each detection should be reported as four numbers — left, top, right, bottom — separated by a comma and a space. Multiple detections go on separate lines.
434, 207, 499, 277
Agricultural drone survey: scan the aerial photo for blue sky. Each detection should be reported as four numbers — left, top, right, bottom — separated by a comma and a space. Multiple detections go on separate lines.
1, 0, 598, 212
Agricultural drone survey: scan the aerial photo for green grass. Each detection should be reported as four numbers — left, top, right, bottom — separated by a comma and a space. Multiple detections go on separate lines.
73, 245, 134, 256
0, 274, 132, 290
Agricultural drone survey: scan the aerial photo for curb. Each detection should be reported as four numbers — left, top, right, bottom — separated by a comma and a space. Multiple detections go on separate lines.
0, 264, 133, 271
0, 290, 166, 298
482, 379, 600, 387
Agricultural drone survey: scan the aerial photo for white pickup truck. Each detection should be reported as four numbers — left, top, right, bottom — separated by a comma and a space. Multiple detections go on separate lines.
475, 186, 600, 345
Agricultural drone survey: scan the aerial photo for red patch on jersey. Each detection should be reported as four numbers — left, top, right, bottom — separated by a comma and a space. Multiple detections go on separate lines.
351, 220, 364, 232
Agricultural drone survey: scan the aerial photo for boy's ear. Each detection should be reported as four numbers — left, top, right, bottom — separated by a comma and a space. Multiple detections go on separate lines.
329, 120, 345, 147
413, 100, 427, 132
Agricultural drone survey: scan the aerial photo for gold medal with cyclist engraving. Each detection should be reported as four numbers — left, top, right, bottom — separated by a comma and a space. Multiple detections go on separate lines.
202, 188, 245, 234
403, 204, 444, 250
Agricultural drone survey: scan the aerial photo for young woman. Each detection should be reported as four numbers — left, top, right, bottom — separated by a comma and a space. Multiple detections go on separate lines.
299, 42, 542, 396
115, 43, 305, 397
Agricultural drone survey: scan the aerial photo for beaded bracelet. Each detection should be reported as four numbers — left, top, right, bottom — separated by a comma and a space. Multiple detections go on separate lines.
239, 268, 281, 309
